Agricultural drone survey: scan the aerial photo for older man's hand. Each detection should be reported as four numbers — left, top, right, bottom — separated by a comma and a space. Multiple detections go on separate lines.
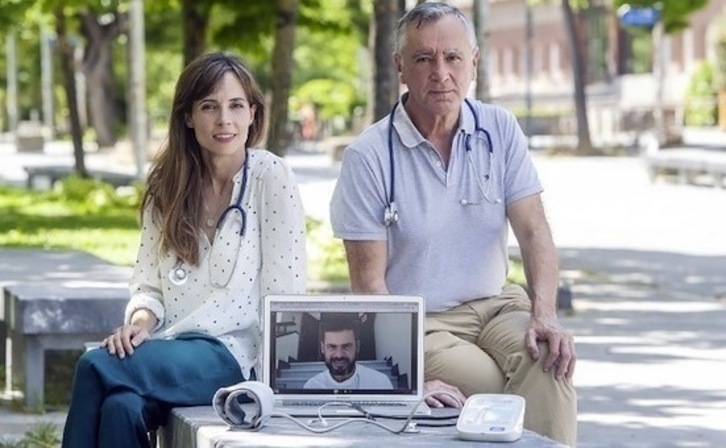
423, 379, 467, 408
526, 315, 576, 380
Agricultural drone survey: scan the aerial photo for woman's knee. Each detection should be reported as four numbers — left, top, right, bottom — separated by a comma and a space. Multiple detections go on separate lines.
100, 391, 145, 421
73, 347, 110, 379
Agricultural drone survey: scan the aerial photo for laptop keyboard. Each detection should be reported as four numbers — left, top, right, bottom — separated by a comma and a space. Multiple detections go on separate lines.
282, 400, 407, 407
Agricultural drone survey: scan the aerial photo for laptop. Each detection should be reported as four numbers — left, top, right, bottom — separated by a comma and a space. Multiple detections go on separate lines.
262, 294, 431, 417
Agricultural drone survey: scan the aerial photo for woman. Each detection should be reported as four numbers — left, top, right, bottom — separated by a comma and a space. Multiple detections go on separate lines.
62, 52, 307, 448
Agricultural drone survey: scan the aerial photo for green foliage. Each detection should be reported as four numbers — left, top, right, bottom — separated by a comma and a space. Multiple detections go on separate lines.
0, 421, 61, 448
1, 0, 372, 138
306, 217, 349, 282
627, 27, 654, 74
0, 185, 348, 280
52, 175, 143, 213
508, 258, 526, 287
291, 11, 368, 122
612, 0, 709, 33
715, 19, 726, 92
0, 0, 35, 32
684, 62, 717, 126
0, 184, 140, 266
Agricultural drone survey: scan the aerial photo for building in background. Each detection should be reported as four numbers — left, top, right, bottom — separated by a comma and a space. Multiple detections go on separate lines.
453, 0, 726, 145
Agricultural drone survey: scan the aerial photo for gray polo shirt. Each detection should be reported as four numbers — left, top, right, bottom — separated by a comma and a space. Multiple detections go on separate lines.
330, 97, 542, 312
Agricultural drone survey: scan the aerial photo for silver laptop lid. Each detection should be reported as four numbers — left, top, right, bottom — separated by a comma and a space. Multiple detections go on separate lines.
262, 294, 425, 403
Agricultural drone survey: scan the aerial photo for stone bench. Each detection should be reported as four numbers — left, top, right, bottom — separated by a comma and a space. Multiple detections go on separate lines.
0, 249, 131, 409
160, 405, 566, 448
646, 148, 726, 188
15, 121, 45, 153
24, 165, 137, 190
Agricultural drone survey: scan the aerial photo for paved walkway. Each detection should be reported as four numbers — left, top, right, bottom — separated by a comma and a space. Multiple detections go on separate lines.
1, 130, 726, 446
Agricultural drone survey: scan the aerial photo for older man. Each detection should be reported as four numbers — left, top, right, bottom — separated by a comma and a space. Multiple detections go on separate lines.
330, 2, 576, 445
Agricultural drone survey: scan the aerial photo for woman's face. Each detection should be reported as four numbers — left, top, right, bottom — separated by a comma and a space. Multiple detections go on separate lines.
186, 72, 256, 157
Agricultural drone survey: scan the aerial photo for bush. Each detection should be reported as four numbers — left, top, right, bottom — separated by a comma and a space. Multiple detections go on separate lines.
0, 422, 61, 448
684, 62, 717, 126
715, 20, 726, 92
306, 217, 348, 283
51, 175, 143, 214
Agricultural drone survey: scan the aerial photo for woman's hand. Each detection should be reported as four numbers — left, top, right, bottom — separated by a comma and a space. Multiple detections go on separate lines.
100, 324, 150, 358
101, 308, 157, 358
423, 379, 467, 408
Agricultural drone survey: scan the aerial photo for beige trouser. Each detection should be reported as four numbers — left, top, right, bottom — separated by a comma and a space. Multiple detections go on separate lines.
425, 284, 577, 446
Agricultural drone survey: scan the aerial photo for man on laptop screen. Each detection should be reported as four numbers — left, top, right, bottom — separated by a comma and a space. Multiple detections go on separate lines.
304, 313, 393, 390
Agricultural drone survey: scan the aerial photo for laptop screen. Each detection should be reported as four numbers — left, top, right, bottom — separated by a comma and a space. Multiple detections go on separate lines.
263, 295, 424, 399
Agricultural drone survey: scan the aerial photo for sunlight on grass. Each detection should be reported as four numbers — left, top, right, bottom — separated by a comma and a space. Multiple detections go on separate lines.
0, 182, 526, 284
0, 183, 345, 279
0, 183, 140, 266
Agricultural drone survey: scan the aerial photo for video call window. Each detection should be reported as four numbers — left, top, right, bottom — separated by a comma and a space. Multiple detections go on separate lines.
269, 310, 419, 395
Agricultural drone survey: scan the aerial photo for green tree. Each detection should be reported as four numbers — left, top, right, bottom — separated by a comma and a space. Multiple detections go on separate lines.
613, 0, 709, 33
181, 0, 213, 66
78, 4, 127, 148
372, 0, 399, 122
290, 1, 369, 128
562, 0, 592, 153
528, 0, 592, 153
474, 0, 491, 102
214, 0, 364, 153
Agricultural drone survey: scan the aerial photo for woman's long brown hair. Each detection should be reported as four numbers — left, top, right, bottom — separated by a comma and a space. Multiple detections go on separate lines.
140, 52, 266, 266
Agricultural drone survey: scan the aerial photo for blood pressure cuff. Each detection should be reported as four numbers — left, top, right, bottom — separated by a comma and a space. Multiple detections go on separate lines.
212, 380, 274, 430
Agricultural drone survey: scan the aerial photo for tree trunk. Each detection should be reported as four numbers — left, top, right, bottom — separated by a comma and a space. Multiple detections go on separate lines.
55, 6, 87, 177
561, 0, 593, 154
372, 0, 399, 122
267, 0, 299, 156
473, 0, 490, 102
80, 10, 125, 149
182, 0, 210, 67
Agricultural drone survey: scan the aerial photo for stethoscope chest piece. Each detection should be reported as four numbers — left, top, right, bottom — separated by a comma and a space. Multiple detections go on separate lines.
384, 202, 399, 227
168, 265, 188, 286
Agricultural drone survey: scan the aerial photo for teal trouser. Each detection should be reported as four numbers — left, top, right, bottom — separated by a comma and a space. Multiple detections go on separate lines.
425, 284, 577, 446
61, 333, 245, 448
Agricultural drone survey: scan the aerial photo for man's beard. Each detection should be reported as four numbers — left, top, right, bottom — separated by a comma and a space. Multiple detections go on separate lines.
326, 356, 356, 378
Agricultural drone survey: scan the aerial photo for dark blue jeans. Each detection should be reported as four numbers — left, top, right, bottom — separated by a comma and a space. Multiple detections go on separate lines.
61, 333, 245, 448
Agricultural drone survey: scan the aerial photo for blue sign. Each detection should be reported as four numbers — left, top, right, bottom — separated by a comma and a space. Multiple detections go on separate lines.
617, 5, 661, 28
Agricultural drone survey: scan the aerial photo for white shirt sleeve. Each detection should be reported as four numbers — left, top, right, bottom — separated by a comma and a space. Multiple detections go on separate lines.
126, 205, 165, 330
258, 156, 307, 296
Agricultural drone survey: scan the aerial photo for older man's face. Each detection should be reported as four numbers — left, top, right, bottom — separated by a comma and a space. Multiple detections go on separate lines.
395, 14, 478, 120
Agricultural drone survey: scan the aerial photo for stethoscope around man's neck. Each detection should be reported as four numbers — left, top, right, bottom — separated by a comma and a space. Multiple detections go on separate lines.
383, 98, 499, 227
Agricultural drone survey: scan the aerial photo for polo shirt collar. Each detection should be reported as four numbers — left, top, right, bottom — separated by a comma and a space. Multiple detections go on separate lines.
392, 93, 477, 150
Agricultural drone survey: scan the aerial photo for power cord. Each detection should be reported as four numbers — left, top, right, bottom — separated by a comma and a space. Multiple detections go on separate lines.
265, 391, 462, 434
214, 381, 462, 434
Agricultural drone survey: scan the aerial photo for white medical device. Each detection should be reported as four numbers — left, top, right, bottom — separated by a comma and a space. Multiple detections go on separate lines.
456, 394, 525, 442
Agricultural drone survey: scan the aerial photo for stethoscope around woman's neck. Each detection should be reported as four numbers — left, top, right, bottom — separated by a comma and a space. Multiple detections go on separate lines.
384, 98, 498, 227
168, 150, 249, 287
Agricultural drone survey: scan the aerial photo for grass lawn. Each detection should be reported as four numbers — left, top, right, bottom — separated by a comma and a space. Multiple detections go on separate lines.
0, 179, 524, 284
0, 181, 349, 277
0, 182, 141, 266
